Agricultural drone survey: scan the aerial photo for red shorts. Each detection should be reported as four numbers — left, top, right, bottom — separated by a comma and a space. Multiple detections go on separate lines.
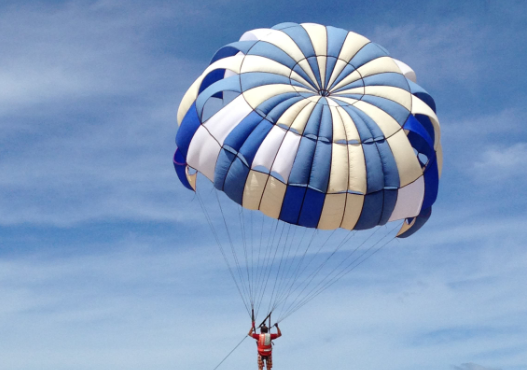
258, 354, 272, 368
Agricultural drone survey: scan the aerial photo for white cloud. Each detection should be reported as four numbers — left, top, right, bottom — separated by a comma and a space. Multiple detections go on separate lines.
472, 143, 527, 182
1, 4, 527, 370
0, 2, 206, 226
0, 4, 143, 112
0, 2, 204, 118
1, 215, 526, 370
365, 8, 525, 94
453, 363, 502, 370
443, 108, 526, 140
367, 20, 487, 87
435, 106, 527, 205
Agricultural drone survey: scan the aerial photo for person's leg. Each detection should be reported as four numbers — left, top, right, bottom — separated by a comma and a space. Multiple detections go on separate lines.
258, 355, 264, 370
266, 355, 273, 370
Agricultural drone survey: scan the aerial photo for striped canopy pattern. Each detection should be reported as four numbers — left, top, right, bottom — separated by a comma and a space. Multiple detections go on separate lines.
174, 22, 442, 237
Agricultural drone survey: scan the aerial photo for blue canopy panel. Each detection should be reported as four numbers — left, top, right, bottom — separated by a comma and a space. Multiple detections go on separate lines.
403, 115, 434, 151
338, 105, 375, 143
325, 27, 349, 86
414, 114, 435, 144
238, 119, 274, 166
297, 188, 326, 228
195, 76, 242, 119
271, 22, 299, 30
407, 79, 436, 113
279, 25, 321, 86
223, 157, 251, 205
277, 24, 309, 42
304, 57, 323, 91
349, 42, 389, 69
397, 206, 432, 238
210, 41, 257, 64
318, 104, 333, 142
288, 137, 317, 186
354, 136, 399, 229
214, 117, 277, 205
397, 114, 439, 235
245, 39, 317, 89
360, 95, 410, 127
279, 185, 308, 225
240, 72, 291, 91
280, 137, 319, 226
256, 93, 303, 120
354, 190, 399, 230
199, 69, 227, 99
223, 111, 265, 153
330, 62, 362, 90
214, 148, 237, 191
308, 140, 332, 193
354, 190, 384, 230
303, 103, 323, 139
213, 147, 254, 206
379, 189, 398, 225
214, 114, 270, 186
376, 139, 400, 226
422, 155, 439, 210
350, 105, 385, 141
362, 142, 384, 193
376, 139, 400, 190
362, 73, 410, 91
176, 102, 201, 157
246, 41, 298, 70
404, 114, 435, 168
173, 149, 193, 191
265, 96, 305, 124
332, 78, 365, 93
292, 63, 321, 92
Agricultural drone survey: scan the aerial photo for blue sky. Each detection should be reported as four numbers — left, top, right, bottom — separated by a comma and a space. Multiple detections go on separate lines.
1, 1, 526, 369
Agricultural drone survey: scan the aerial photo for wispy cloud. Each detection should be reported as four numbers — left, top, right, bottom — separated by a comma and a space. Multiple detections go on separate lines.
453, 363, 502, 370
439, 107, 527, 202
370, 20, 486, 86
1, 221, 526, 369
1, 2, 527, 370
472, 143, 527, 182
0, 2, 206, 226
0, 3, 179, 114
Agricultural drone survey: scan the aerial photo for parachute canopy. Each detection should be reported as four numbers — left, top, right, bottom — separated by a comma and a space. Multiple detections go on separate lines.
174, 22, 441, 239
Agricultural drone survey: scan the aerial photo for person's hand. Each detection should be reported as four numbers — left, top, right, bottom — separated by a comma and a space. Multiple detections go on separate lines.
252, 321, 256, 328
274, 323, 278, 328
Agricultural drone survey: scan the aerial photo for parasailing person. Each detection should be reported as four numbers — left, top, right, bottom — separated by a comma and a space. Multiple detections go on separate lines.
249, 321, 282, 370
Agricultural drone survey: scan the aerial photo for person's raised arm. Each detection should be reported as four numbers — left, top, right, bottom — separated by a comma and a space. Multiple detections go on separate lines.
248, 321, 256, 336
275, 323, 282, 338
